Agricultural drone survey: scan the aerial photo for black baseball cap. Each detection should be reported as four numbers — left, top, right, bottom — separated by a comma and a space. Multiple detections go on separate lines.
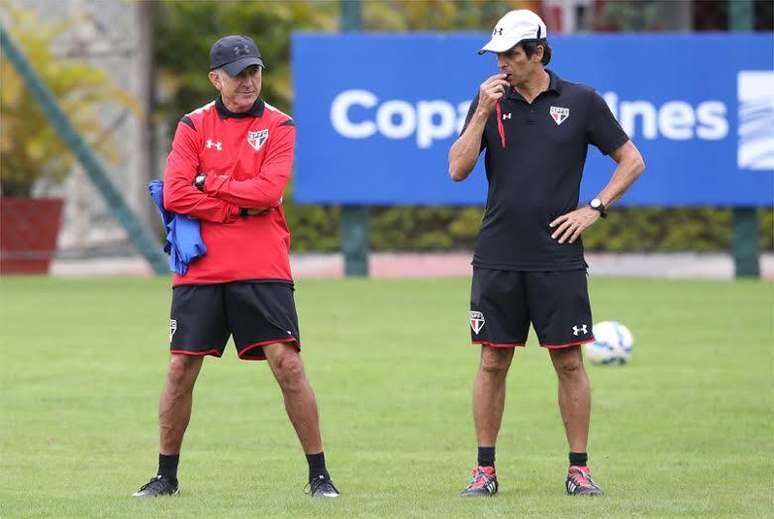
209, 35, 264, 76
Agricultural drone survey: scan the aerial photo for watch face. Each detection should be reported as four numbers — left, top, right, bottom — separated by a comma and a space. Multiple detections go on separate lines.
591, 198, 601, 208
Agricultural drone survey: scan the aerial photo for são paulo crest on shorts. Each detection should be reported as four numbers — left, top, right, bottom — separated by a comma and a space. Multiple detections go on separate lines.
169, 319, 177, 342
470, 311, 485, 334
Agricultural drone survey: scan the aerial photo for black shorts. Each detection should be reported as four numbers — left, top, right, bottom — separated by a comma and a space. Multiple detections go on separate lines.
169, 281, 300, 361
469, 268, 594, 349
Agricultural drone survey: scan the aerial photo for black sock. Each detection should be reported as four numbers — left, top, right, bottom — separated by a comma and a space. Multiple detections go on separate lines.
477, 446, 496, 468
306, 452, 329, 481
569, 451, 588, 467
158, 453, 179, 481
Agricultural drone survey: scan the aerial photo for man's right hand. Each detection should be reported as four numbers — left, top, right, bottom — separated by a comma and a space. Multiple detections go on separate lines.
477, 73, 510, 116
243, 196, 283, 216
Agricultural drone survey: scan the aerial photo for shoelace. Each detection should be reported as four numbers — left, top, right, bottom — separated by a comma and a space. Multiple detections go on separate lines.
569, 469, 597, 488
469, 468, 494, 489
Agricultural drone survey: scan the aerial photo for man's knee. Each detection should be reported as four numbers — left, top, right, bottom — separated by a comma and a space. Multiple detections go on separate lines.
479, 348, 512, 376
552, 349, 586, 380
167, 354, 202, 388
273, 350, 307, 391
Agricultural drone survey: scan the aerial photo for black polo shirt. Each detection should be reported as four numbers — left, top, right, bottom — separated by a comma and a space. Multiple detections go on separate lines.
462, 69, 629, 271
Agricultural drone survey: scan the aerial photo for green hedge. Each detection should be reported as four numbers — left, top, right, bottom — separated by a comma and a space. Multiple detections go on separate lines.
285, 204, 774, 253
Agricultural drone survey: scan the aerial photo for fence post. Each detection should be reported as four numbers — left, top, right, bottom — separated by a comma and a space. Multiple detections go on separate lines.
339, 0, 369, 277
729, 0, 760, 278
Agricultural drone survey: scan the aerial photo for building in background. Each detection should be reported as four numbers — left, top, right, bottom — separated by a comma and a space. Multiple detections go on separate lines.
4, 0, 157, 258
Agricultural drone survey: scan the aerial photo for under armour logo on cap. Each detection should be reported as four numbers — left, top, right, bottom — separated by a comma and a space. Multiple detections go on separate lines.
479, 9, 548, 55
233, 44, 250, 57
209, 35, 265, 76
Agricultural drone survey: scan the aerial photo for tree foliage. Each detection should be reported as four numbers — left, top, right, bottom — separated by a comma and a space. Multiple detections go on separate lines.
153, 0, 337, 124
0, 5, 138, 196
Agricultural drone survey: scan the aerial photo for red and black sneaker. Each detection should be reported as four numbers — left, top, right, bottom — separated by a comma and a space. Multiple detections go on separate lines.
565, 466, 603, 496
460, 466, 498, 497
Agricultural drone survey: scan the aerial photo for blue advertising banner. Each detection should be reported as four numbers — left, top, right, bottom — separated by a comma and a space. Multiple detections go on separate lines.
292, 33, 774, 206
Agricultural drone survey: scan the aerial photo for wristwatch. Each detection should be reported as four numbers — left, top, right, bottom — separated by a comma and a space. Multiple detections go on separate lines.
589, 198, 607, 218
194, 173, 207, 191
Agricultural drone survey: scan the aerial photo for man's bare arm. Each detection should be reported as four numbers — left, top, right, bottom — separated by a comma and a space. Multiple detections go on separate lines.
549, 140, 645, 244
596, 140, 646, 207
448, 74, 509, 182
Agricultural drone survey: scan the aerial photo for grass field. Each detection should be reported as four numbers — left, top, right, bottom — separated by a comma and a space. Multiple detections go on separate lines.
1, 276, 772, 518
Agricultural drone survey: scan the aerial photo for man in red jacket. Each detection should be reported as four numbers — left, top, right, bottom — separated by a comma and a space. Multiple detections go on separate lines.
133, 35, 339, 498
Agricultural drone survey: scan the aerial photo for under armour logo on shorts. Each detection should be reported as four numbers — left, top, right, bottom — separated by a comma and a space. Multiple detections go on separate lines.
572, 324, 588, 336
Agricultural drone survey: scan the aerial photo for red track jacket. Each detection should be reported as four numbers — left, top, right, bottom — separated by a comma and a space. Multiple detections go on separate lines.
162, 97, 295, 286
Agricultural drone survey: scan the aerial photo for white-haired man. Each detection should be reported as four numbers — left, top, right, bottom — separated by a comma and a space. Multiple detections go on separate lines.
134, 35, 338, 498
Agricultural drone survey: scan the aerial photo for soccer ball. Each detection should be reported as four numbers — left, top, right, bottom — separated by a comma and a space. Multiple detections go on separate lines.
583, 321, 634, 365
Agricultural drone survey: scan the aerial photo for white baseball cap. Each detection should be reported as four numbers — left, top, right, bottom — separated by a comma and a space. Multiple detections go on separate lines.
479, 9, 548, 55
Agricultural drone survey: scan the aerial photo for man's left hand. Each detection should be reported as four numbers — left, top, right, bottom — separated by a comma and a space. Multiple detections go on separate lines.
549, 206, 600, 244
244, 208, 273, 216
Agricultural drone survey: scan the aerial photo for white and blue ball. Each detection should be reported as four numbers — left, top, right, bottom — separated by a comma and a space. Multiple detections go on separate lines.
583, 321, 634, 365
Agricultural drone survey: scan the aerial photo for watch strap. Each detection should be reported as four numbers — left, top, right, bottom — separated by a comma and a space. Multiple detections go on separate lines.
194, 173, 207, 191
590, 199, 607, 218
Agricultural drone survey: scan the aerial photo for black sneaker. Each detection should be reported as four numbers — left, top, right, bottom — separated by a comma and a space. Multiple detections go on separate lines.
307, 474, 340, 497
565, 466, 603, 496
132, 475, 179, 497
460, 466, 498, 497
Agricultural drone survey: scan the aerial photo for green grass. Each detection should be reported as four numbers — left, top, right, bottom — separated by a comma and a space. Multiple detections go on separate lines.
1, 277, 772, 518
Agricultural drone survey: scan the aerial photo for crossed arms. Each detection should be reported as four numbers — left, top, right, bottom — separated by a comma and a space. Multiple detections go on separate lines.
163, 121, 294, 223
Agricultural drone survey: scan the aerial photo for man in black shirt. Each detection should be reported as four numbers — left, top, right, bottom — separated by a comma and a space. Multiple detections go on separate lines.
448, 9, 645, 497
